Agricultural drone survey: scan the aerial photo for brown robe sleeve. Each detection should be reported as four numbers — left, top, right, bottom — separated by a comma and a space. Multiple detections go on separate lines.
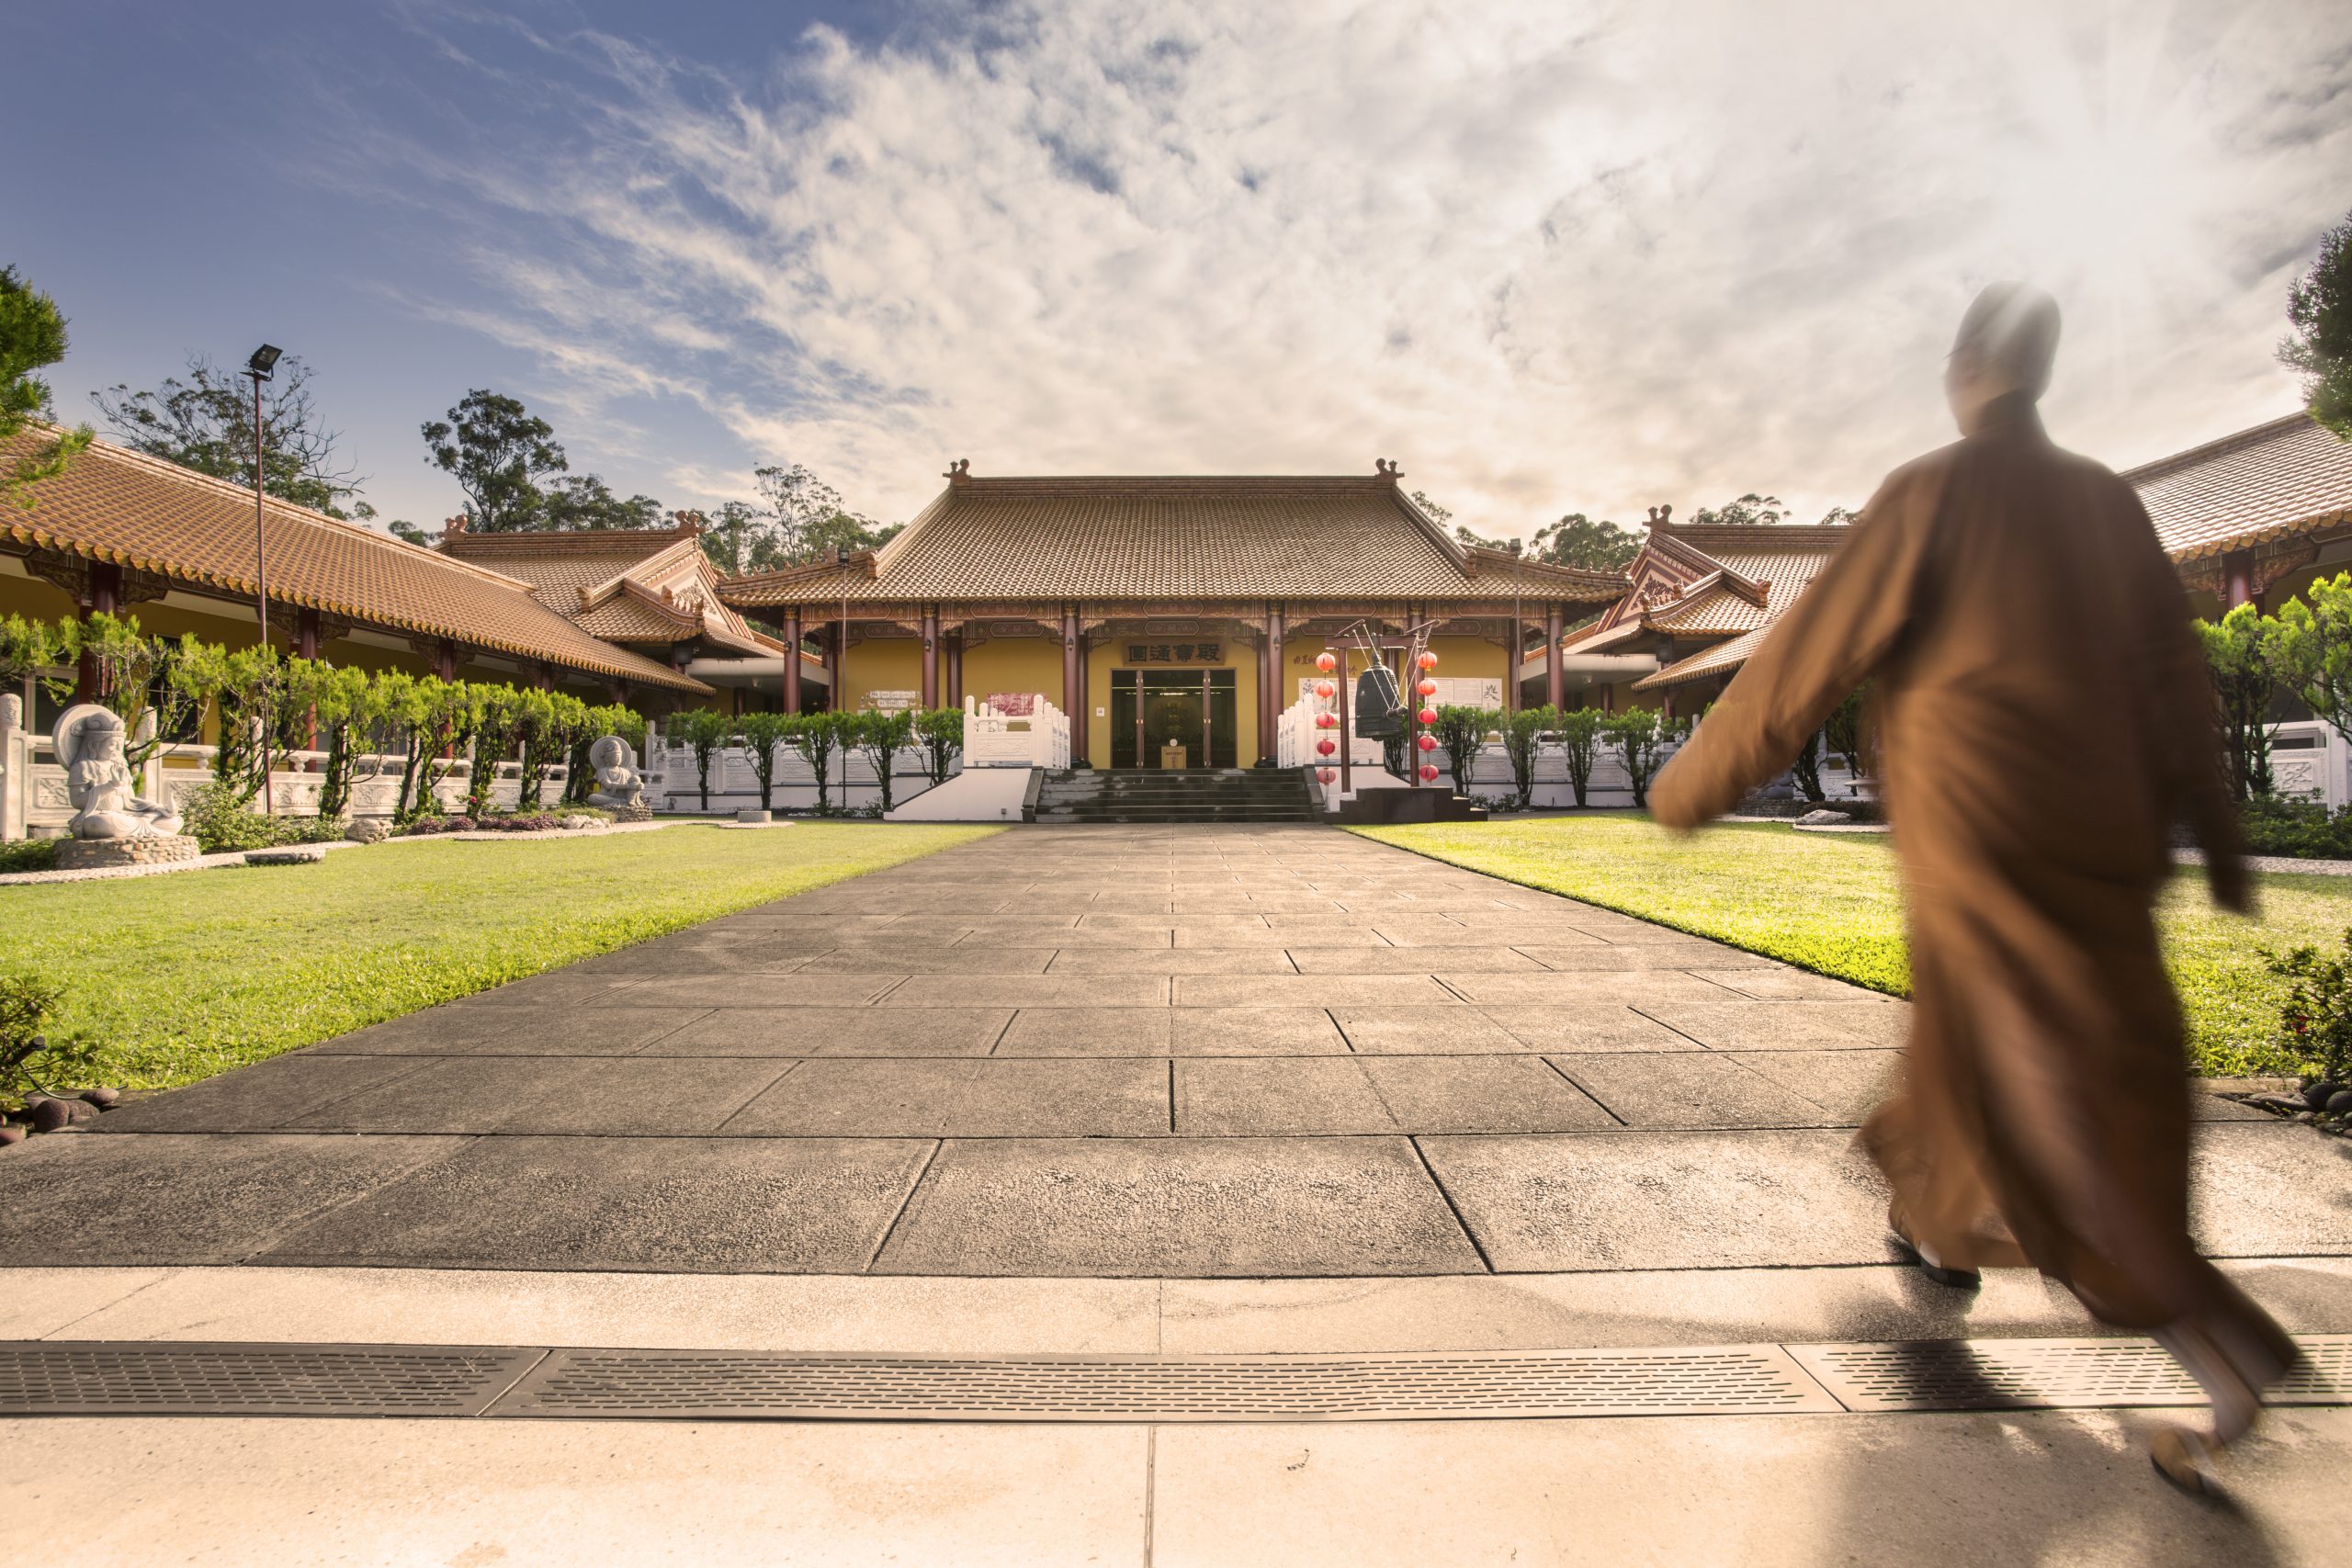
1650, 466, 1939, 829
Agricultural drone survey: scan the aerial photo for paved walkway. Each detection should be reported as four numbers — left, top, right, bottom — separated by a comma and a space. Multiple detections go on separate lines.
0, 823, 2339, 1276
6, 823, 2351, 1562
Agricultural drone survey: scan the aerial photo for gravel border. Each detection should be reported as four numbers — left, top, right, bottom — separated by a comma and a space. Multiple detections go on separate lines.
2175, 848, 2352, 878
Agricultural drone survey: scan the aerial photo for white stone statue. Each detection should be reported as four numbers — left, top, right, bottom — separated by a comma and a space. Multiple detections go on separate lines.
54, 704, 183, 840
586, 736, 645, 809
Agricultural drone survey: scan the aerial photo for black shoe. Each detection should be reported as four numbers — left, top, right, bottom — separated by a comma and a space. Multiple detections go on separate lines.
1890, 1227, 1981, 1290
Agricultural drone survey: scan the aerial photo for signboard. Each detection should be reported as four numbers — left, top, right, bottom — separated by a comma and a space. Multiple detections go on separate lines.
1123, 641, 1222, 664
862, 690, 920, 713
984, 693, 1036, 716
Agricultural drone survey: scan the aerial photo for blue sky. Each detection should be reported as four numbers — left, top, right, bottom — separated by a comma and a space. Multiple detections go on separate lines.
16, 1, 2352, 536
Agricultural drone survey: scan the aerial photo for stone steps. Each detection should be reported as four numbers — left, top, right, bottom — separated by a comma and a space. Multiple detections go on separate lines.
1030, 768, 1321, 824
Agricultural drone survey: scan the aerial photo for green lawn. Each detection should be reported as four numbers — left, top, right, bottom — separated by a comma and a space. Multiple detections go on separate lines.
6, 822, 1000, 1092
1355, 815, 2341, 1077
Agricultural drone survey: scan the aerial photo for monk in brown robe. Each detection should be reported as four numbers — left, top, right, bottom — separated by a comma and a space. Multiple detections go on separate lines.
1649, 282, 2297, 1489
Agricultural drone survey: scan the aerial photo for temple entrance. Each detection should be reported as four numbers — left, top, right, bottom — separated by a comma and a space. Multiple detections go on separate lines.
1110, 668, 1238, 768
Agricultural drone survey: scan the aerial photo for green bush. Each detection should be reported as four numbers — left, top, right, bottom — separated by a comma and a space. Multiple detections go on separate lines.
2239, 794, 2352, 860
179, 781, 288, 853
2262, 927, 2352, 1084
0, 840, 59, 874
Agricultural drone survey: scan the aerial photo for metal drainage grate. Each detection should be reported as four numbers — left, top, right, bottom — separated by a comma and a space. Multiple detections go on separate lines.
0, 1343, 545, 1417
1791, 1335, 2352, 1413
494, 1346, 1840, 1422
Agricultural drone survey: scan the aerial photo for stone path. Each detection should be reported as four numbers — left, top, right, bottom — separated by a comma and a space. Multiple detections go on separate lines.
1, 822, 2337, 1278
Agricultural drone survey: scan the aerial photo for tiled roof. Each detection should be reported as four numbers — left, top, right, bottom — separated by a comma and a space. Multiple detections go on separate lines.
441, 525, 699, 615
2122, 412, 2352, 561
0, 427, 707, 694
720, 472, 1628, 606
1635, 626, 1767, 690
444, 522, 786, 657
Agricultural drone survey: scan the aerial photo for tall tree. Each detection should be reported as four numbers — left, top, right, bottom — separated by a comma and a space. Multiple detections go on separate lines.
93, 353, 369, 517
537, 472, 665, 530
752, 462, 899, 568
1, 265, 91, 505
1689, 492, 1791, 526
1409, 490, 1453, 523
694, 501, 770, 575
1531, 512, 1643, 571
422, 389, 567, 532
2281, 209, 2352, 439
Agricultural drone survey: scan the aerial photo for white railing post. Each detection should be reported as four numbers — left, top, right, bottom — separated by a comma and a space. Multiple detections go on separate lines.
0, 692, 22, 842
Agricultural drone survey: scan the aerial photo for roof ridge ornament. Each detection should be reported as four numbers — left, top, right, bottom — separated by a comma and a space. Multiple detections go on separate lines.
1374, 457, 1403, 480
442, 515, 469, 539
1646, 503, 1673, 526
944, 458, 971, 481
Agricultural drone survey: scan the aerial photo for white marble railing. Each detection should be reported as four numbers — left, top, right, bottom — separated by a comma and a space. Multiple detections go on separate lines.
965, 693, 1068, 769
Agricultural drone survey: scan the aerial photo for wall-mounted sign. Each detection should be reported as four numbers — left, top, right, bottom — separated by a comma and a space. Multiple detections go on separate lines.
1123, 642, 1222, 664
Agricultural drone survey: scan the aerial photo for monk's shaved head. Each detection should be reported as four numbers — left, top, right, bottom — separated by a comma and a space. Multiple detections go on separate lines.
1947, 281, 2062, 431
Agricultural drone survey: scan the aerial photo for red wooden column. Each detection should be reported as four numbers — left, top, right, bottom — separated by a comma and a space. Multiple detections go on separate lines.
824, 626, 841, 710
1261, 604, 1287, 764
945, 630, 964, 709
2223, 551, 2255, 610
921, 609, 940, 708
74, 562, 123, 702
1060, 606, 1081, 758
1544, 604, 1566, 710
782, 608, 801, 714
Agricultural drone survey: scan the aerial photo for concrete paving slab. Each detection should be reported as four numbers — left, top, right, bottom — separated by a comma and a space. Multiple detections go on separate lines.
93, 1055, 437, 1132
1173, 925, 1388, 948
639, 1006, 1013, 1056
1284, 946, 1544, 974
1170, 1008, 1351, 1055
1438, 971, 1745, 1005
0, 1268, 171, 1337
2, 1417, 1152, 1568
257, 1136, 932, 1272
1633, 998, 1911, 1049
1175, 974, 1457, 1007
51, 1264, 1164, 1352
618, 973, 905, 1008
283, 1055, 791, 1134
1510, 942, 1767, 970
1045, 948, 1300, 975
1159, 1260, 2352, 1353
874, 1137, 1484, 1276
1729, 1048, 1905, 1123
426, 969, 658, 1006
1550, 1052, 1841, 1128
2190, 1122, 2352, 1257
725, 1058, 1169, 1137
797, 945, 1058, 974
1477, 1004, 1708, 1052
1684, 965, 1889, 1000
314, 1003, 696, 1055
1362, 1055, 1619, 1134
1175, 1058, 1396, 1134
998, 1008, 1176, 1055
0, 1134, 466, 1266
1150, 1408, 2351, 1567
888, 974, 1172, 1008
1332, 1006, 1528, 1055
1420, 1129, 1895, 1271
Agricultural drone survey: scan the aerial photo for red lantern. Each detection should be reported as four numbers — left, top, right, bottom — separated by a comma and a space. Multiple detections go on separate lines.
1317, 767, 1338, 785
1316, 739, 1337, 757
1419, 762, 1441, 783
1315, 711, 1337, 729
1417, 733, 1438, 752
1418, 679, 1438, 697
1315, 652, 1337, 673
1417, 706, 1438, 726
1314, 681, 1335, 700
1417, 650, 1439, 671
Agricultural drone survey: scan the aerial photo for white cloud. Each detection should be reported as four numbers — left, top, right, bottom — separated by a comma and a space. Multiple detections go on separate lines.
368, 0, 2352, 532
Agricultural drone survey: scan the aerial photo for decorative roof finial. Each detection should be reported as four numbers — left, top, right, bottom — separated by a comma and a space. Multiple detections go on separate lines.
1374, 457, 1402, 480
441, 515, 469, 539
1646, 503, 1673, 526
944, 458, 971, 481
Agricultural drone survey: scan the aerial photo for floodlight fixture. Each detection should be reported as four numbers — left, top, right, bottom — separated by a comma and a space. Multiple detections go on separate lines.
246, 344, 282, 380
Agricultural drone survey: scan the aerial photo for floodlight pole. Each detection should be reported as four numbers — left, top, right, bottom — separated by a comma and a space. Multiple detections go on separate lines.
1510, 540, 1524, 716
245, 344, 281, 816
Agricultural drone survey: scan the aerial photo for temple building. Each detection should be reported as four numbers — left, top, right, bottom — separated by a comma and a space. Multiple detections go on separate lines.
0, 428, 712, 736
434, 517, 818, 706
1541, 517, 1850, 716
2131, 411, 2352, 615
715, 459, 1629, 768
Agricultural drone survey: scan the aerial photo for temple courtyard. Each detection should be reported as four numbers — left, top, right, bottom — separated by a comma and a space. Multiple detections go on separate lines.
5, 823, 2350, 1563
